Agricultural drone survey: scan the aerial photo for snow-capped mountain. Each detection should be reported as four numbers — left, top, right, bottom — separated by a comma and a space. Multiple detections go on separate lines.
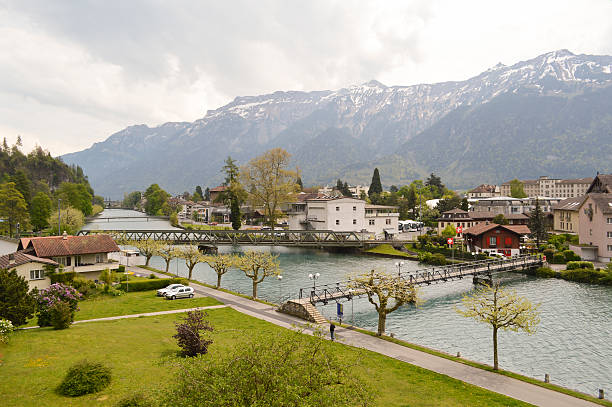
63, 50, 612, 197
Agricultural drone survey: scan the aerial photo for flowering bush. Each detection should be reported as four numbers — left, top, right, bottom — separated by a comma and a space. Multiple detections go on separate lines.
0, 318, 14, 343
35, 283, 82, 327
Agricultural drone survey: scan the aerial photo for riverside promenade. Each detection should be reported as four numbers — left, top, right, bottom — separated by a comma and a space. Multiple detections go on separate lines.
127, 265, 601, 407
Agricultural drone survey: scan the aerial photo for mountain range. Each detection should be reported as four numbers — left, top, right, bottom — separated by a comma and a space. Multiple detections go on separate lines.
62, 49, 612, 198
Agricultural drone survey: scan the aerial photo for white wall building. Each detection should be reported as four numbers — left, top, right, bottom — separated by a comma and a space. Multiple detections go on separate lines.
287, 197, 399, 237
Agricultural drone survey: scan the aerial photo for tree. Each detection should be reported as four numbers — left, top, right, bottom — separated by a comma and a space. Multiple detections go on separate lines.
230, 198, 241, 230
368, 168, 383, 198
0, 182, 29, 237
11, 170, 31, 207
173, 310, 213, 357
56, 182, 93, 216
222, 156, 247, 230
0, 268, 37, 326
203, 254, 236, 289
177, 245, 206, 280
193, 186, 203, 202
30, 192, 52, 231
122, 191, 142, 208
241, 148, 299, 227
509, 179, 527, 198
425, 173, 445, 198
48, 206, 84, 235
156, 244, 180, 273
204, 187, 210, 201
143, 184, 169, 215
441, 224, 457, 238
389, 185, 398, 193
435, 195, 462, 213
528, 198, 547, 249
162, 327, 373, 407
235, 251, 281, 298
460, 197, 469, 211
195, 185, 203, 198
456, 283, 540, 370
492, 214, 509, 225
348, 270, 419, 336
296, 176, 303, 191
131, 239, 164, 266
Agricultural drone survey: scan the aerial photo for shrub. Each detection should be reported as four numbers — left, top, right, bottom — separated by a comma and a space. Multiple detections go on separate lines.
418, 252, 447, 266
71, 277, 99, 299
49, 271, 77, 284
535, 267, 557, 278
49, 301, 73, 330
0, 318, 14, 343
57, 360, 112, 396
148, 273, 157, 279
550, 252, 566, 264
566, 261, 594, 270
35, 283, 82, 327
173, 310, 213, 357
560, 268, 612, 285
542, 248, 555, 262
117, 265, 126, 273
0, 269, 36, 326
118, 278, 188, 292
562, 250, 580, 262
116, 394, 151, 407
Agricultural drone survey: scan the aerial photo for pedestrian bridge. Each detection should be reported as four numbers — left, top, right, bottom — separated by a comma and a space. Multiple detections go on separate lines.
76, 228, 394, 248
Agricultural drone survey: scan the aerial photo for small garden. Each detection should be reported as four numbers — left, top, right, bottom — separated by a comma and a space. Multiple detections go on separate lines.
535, 261, 612, 286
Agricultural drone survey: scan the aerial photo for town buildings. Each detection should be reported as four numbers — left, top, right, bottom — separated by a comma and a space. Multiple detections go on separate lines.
552, 196, 584, 234
467, 184, 500, 199
463, 224, 531, 257
499, 176, 592, 198
469, 196, 561, 216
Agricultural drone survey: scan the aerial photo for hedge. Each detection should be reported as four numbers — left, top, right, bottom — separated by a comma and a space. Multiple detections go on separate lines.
560, 268, 612, 285
562, 250, 580, 262
117, 278, 188, 292
550, 252, 566, 264
566, 261, 594, 270
535, 267, 557, 278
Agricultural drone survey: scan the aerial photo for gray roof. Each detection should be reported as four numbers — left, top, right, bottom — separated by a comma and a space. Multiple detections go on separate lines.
0, 251, 58, 269
552, 196, 586, 211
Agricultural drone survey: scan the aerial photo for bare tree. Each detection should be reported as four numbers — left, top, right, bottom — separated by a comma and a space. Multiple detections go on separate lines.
235, 251, 281, 298
156, 244, 180, 273
348, 270, 419, 336
203, 254, 237, 289
456, 282, 540, 370
130, 239, 163, 266
176, 245, 206, 280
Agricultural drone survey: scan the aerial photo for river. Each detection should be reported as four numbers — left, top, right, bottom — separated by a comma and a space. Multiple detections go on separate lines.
89, 209, 612, 397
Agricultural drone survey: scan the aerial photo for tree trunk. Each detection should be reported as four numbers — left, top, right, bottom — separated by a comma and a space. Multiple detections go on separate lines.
145, 255, 151, 266
216, 274, 222, 289
493, 326, 499, 370
252, 279, 258, 298
165, 259, 170, 273
377, 311, 387, 336
188, 265, 194, 280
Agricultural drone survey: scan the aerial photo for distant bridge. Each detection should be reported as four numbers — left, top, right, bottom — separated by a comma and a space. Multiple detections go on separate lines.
296, 255, 543, 305
84, 216, 170, 222
76, 229, 403, 248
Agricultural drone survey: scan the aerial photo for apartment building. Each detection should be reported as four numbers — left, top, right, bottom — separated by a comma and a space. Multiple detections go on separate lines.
552, 196, 585, 234
499, 176, 592, 198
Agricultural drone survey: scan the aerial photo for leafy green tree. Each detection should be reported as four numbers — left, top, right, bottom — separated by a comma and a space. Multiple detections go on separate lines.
130, 239, 164, 267
203, 254, 237, 288
122, 191, 142, 208
426, 173, 445, 198
435, 195, 462, 213
460, 197, 469, 211
0, 268, 37, 326
143, 184, 169, 215
11, 169, 31, 207
195, 185, 203, 198
368, 168, 383, 198
296, 176, 303, 191
155, 245, 181, 273
230, 198, 241, 230
222, 156, 247, 230
0, 182, 29, 237
92, 195, 105, 206
162, 327, 373, 407
389, 185, 398, 193
48, 206, 84, 235
204, 187, 210, 201
56, 182, 93, 216
193, 185, 203, 202
30, 191, 52, 231
492, 214, 509, 225
456, 283, 540, 370
441, 224, 457, 238
235, 251, 281, 298
528, 198, 547, 249
176, 245, 206, 280
348, 270, 419, 336
510, 179, 527, 198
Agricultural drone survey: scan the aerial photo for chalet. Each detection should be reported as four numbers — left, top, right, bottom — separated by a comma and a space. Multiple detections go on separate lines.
0, 251, 58, 290
467, 184, 500, 199
17, 233, 120, 281
463, 223, 531, 257
436, 209, 474, 237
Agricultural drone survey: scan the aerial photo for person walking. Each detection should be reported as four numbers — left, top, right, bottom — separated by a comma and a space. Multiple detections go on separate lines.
330, 322, 336, 341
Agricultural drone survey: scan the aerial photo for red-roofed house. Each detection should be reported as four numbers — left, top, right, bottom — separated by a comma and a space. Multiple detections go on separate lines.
17, 233, 120, 281
463, 224, 530, 257
0, 251, 58, 290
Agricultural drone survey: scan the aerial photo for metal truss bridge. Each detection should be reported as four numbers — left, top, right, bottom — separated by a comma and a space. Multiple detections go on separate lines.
77, 229, 380, 247
297, 255, 543, 305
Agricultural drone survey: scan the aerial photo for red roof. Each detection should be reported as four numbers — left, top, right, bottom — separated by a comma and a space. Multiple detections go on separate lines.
463, 223, 530, 237
18, 235, 120, 258
0, 251, 58, 269
209, 186, 228, 192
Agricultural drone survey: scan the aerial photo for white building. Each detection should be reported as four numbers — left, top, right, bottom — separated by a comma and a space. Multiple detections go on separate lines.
287, 197, 399, 238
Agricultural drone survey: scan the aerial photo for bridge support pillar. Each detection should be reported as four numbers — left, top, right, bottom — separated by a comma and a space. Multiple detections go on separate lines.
473, 274, 493, 286
198, 245, 218, 254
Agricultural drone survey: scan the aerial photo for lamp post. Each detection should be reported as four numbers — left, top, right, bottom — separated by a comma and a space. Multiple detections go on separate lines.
277, 275, 283, 302
348, 288, 355, 326
308, 272, 320, 290
57, 198, 62, 236
394, 261, 404, 277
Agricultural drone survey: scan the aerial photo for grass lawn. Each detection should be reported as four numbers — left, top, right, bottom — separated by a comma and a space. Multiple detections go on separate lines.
365, 244, 418, 259
24, 291, 222, 327
1, 307, 531, 407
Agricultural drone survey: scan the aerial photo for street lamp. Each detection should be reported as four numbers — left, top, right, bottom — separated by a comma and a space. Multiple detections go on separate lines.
348, 288, 355, 326
394, 261, 404, 276
57, 198, 62, 236
277, 275, 283, 302
308, 272, 320, 290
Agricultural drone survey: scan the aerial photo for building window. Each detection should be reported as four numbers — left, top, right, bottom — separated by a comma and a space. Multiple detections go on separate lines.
353, 206, 356, 211
96, 254, 102, 263
608, 245, 612, 252
608, 232, 612, 238
336, 206, 340, 211
75, 255, 83, 266
30, 270, 45, 280
353, 219, 357, 225
386, 218, 391, 225
489, 237, 497, 247
608, 218, 612, 224
369, 219, 375, 226
335, 219, 340, 225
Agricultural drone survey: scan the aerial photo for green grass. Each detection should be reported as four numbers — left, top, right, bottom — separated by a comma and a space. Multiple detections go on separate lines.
180, 223, 230, 230
348, 326, 612, 407
365, 244, 418, 259
1, 307, 532, 407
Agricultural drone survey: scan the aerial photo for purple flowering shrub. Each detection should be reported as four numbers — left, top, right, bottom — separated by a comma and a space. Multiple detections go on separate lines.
35, 283, 82, 327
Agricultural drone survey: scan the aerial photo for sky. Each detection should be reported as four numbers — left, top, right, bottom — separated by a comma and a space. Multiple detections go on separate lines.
1, 0, 612, 156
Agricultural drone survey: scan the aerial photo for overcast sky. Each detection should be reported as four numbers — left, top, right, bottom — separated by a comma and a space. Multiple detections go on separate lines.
1, 0, 612, 156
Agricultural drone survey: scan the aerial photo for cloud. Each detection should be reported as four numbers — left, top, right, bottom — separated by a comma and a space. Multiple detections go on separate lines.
0, 0, 611, 155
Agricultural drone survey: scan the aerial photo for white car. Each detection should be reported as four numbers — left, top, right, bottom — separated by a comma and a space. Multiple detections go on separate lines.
157, 284, 185, 297
165, 286, 195, 300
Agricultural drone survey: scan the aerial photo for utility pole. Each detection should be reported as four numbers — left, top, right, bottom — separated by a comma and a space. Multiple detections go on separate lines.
58, 198, 62, 236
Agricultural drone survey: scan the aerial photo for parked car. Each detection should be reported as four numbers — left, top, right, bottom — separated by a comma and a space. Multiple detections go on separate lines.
165, 286, 195, 300
157, 284, 185, 297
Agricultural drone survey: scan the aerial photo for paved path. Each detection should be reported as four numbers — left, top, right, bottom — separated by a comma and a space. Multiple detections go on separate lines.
128, 266, 603, 407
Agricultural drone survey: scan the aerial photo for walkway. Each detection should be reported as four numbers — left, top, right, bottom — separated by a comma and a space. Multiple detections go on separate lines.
127, 265, 601, 407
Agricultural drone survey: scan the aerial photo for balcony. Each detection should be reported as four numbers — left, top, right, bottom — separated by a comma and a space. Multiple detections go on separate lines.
70, 262, 119, 273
